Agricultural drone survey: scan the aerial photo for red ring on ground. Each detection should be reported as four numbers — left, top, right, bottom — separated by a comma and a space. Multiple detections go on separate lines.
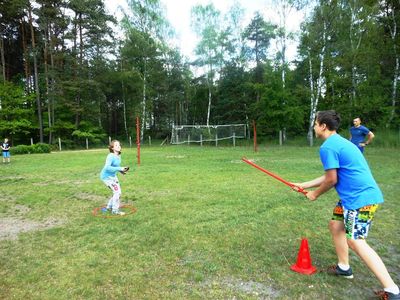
92, 204, 137, 218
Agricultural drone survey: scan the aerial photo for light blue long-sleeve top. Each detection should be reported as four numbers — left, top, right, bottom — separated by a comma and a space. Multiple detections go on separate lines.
100, 153, 123, 180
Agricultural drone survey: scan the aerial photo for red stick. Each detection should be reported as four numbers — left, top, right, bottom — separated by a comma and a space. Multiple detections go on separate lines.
242, 157, 308, 196
136, 116, 140, 166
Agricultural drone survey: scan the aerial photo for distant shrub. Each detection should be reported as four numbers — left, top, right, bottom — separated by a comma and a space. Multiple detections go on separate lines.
9, 143, 51, 155
32, 143, 51, 153
10, 145, 32, 155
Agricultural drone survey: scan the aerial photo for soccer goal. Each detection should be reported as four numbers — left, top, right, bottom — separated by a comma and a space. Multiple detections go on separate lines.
170, 124, 247, 146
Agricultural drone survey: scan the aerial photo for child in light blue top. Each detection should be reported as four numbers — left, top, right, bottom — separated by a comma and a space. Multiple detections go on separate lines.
100, 152, 123, 180
100, 140, 129, 215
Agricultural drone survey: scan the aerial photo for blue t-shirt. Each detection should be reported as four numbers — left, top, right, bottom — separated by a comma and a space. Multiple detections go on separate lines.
100, 153, 122, 180
350, 125, 370, 146
320, 134, 383, 209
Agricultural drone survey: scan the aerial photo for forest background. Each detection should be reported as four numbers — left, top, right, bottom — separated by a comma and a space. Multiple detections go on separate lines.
1, 0, 399, 148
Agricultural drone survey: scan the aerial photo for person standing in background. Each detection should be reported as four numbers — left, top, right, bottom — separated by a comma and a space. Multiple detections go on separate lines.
1, 138, 11, 163
349, 117, 374, 153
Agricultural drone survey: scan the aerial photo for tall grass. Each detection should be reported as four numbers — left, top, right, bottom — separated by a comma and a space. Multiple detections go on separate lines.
372, 128, 400, 147
0, 145, 399, 299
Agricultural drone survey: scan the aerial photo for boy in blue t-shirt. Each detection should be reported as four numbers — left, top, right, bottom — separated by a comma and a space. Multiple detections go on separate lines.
1, 138, 10, 163
294, 110, 399, 300
349, 117, 374, 153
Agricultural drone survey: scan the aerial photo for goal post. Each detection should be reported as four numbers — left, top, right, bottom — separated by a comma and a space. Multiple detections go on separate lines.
170, 124, 247, 146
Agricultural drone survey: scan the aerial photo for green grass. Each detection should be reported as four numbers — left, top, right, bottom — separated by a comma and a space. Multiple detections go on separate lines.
0, 145, 399, 299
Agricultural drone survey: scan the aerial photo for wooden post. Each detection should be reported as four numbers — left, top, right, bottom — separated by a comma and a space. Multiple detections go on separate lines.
58, 137, 62, 151
253, 120, 258, 152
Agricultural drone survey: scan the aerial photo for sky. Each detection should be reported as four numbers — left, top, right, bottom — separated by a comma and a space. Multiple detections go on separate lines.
104, 0, 306, 62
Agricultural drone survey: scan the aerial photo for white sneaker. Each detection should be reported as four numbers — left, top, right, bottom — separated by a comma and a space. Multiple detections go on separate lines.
112, 210, 126, 216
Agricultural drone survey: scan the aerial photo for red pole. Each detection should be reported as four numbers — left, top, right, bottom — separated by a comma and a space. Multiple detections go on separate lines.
253, 120, 258, 152
242, 157, 308, 196
136, 116, 140, 166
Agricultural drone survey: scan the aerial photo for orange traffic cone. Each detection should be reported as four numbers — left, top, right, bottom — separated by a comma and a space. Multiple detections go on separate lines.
290, 238, 317, 275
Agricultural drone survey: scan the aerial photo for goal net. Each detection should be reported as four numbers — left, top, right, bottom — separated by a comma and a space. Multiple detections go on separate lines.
170, 124, 247, 145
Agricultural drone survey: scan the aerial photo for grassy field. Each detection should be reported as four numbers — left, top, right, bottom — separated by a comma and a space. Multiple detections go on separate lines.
0, 144, 399, 299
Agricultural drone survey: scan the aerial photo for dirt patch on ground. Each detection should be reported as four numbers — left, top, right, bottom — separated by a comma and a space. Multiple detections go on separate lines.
33, 179, 92, 187
166, 155, 186, 159
0, 217, 64, 241
75, 192, 104, 202
0, 203, 64, 241
13, 204, 31, 214
202, 276, 281, 299
0, 175, 25, 183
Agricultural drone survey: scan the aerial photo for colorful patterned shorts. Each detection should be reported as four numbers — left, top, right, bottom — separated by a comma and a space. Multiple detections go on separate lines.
332, 200, 379, 240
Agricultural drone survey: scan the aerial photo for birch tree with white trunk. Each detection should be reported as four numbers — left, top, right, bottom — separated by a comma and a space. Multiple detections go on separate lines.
191, 4, 224, 127
123, 0, 168, 141
307, 18, 326, 146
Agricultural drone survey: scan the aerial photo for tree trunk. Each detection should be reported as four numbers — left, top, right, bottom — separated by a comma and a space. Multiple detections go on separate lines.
388, 55, 399, 127
307, 14, 326, 146
20, 19, 31, 93
140, 59, 147, 142
275, 0, 291, 141
281, 38, 286, 90
75, 15, 83, 128
348, 1, 363, 107
307, 52, 315, 146
44, 23, 52, 144
387, 8, 398, 127
206, 80, 212, 127
28, 4, 44, 143
49, 22, 56, 142
121, 59, 129, 142
206, 64, 213, 127
0, 37, 5, 83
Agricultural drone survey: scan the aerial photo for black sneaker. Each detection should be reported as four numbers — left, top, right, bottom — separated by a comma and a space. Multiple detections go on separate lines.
375, 290, 400, 300
327, 265, 354, 279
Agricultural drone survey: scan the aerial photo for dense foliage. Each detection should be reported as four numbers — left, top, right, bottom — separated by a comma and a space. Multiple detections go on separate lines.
0, 0, 399, 146
11, 142, 51, 154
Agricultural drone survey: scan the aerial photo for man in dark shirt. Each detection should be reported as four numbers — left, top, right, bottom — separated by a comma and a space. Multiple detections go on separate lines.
349, 117, 374, 153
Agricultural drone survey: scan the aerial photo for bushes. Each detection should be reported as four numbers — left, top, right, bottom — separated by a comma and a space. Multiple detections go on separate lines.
10, 143, 51, 155
32, 143, 51, 153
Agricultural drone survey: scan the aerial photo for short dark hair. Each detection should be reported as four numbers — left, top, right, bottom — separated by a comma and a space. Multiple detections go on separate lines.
316, 110, 341, 131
